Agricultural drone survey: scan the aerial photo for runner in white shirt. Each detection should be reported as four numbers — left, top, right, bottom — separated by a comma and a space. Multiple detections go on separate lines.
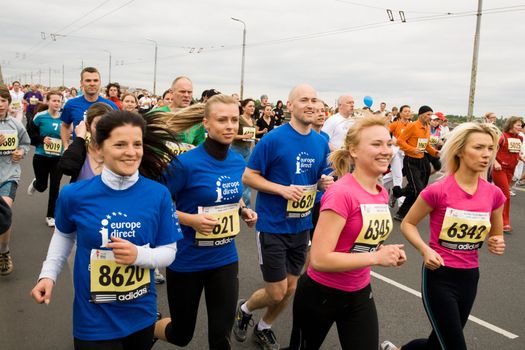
9, 81, 25, 124
321, 94, 355, 151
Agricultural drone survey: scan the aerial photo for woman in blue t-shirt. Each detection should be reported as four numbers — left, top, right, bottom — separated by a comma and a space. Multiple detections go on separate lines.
27, 90, 64, 227
31, 110, 183, 350
155, 94, 257, 350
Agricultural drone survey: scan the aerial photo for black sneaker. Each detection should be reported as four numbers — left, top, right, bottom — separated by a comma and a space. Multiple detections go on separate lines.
233, 299, 253, 342
392, 186, 403, 198
253, 326, 280, 350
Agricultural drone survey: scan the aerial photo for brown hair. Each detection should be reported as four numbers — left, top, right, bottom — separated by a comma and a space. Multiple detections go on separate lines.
80, 67, 100, 80
503, 116, 523, 133
0, 85, 12, 104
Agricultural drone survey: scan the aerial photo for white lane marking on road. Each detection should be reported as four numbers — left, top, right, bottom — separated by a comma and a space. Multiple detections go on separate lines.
371, 271, 519, 339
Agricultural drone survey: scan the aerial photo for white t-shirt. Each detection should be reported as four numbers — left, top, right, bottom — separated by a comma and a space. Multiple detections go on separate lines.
9, 90, 24, 112
321, 112, 355, 149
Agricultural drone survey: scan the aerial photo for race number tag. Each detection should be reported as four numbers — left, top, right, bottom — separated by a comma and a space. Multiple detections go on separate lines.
0, 130, 18, 155
438, 208, 491, 251
195, 203, 240, 247
417, 138, 428, 151
286, 184, 317, 218
507, 138, 521, 153
350, 204, 392, 253
242, 127, 256, 141
166, 141, 195, 156
90, 249, 150, 303
43, 137, 62, 156
30, 96, 39, 105
429, 135, 440, 146
11, 101, 20, 110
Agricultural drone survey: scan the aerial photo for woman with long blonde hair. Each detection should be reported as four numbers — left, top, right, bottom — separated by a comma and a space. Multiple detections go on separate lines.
382, 122, 506, 350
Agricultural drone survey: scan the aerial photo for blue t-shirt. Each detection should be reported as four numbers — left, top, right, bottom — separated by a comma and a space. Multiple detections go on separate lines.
60, 95, 118, 138
164, 145, 245, 272
248, 123, 330, 234
32, 111, 62, 157
55, 175, 182, 341
315, 129, 331, 204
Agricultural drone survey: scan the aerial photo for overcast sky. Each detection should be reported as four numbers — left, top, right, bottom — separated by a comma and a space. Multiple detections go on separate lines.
1, 0, 524, 116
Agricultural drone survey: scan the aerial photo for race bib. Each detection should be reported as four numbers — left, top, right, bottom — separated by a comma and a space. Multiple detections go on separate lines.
429, 135, 440, 146
90, 249, 150, 303
43, 137, 62, 156
417, 138, 428, 151
507, 138, 521, 153
350, 204, 392, 253
286, 184, 317, 218
195, 203, 240, 247
0, 130, 18, 155
11, 101, 21, 110
166, 141, 195, 156
29, 96, 39, 105
242, 127, 256, 141
438, 208, 491, 251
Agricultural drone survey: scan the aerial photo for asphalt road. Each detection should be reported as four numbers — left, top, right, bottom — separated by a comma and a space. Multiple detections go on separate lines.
1, 152, 524, 349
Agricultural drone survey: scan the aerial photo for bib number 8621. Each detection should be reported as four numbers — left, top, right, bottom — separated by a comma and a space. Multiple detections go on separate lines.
98, 265, 145, 287
212, 214, 234, 235
291, 193, 314, 210
446, 222, 486, 240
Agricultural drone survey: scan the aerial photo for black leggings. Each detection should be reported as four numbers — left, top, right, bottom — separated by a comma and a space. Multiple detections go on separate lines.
74, 324, 154, 350
288, 274, 378, 350
164, 262, 239, 350
397, 156, 431, 217
32, 154, 62, 217
402, 266, 479, 350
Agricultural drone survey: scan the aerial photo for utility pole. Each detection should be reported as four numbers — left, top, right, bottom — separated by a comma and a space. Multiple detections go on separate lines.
467, 0, 483, 121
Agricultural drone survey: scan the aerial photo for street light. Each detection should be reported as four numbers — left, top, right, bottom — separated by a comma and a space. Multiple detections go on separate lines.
145, 38, 158, 95
103, 50, 112, 82
231, 17, 246, 100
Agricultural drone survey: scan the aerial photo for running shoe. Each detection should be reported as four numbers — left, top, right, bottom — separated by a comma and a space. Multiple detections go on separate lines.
381, 340, 398, 350
154, 268, 165, 284
503, 225, 512, 233
0, 251, 13, 275
510, 190, 516, 197
233, 299, 253, 342
27, 179, 36, 196
253, 326, 279, 350
45, 217, 55, 227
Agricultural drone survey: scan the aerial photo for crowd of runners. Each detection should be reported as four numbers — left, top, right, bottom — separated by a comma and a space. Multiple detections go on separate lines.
0, 66, 523, 349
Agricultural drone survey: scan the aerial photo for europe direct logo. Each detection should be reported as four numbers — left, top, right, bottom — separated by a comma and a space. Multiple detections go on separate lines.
215, 175, 240, 203
295, 151, 316, 174
99, 211, 142, 247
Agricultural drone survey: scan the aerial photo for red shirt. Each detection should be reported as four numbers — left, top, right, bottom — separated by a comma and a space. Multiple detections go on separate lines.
496, 132, 523, 169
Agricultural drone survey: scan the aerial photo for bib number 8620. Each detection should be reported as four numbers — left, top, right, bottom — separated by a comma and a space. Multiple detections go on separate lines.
447, 222, 486, 240
98, 265, 145, 287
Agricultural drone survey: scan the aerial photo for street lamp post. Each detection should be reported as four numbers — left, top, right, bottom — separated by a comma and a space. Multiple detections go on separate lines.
146, 38, 158, 95
231, 17, 246, 100
103, 50, 112, 82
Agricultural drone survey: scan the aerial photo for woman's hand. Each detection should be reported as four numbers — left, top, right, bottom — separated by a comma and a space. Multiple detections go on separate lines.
487, 235, 505, 255
31, 278, 55, 305
43, 136, 52, 145
422, 247, 444, 270
75, 121, 87, 139
374, 244, 405, 267
189, 214, 219, 235
106, 236, 138, 265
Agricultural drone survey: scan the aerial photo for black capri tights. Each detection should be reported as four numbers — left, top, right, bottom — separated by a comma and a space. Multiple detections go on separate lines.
164, 262, 239, 350
402, 265, 479, 350
288, 274, 378, 350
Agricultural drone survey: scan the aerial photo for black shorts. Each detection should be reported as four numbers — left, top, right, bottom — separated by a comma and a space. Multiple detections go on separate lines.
257, 231, 309, 283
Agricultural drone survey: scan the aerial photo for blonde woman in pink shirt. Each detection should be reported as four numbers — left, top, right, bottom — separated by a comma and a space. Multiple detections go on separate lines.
381, 123, 506, 350
287, 115, 406, 350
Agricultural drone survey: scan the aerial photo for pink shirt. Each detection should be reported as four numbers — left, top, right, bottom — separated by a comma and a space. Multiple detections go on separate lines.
308, 173, 390, 292
421, 175, 505, 269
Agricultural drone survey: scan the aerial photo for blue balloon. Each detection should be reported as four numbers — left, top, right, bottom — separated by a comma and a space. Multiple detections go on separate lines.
363, 96, 373, 108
